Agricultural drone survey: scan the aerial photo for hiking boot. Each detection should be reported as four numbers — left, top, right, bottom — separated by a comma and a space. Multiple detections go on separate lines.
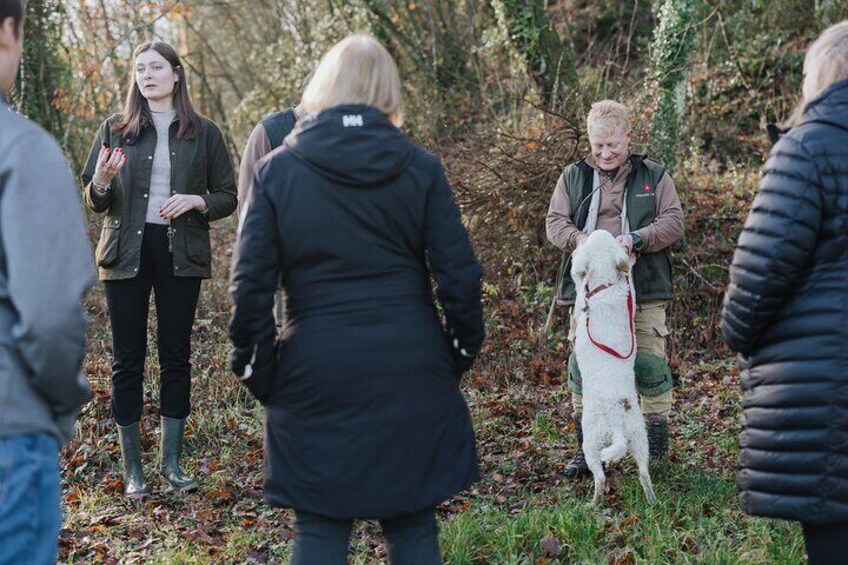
564, 415, 590, 478
117, 422, 150, 498
160, 417, 197, 492
646, 414, 669, 461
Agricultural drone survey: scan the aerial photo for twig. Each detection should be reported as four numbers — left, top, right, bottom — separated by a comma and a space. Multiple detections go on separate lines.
679, 257, 720, 290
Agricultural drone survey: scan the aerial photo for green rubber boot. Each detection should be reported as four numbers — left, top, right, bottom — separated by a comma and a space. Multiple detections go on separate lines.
160, 417, 197, 491
117, 422, 150, 498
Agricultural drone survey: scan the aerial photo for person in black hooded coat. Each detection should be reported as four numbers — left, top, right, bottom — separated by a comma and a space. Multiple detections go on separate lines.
229, 35, 483, 564
721, 20, 848, 565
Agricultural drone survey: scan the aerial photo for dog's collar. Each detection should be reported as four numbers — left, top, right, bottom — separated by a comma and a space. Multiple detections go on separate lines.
585, 283, 612, 299
584, 276, 628, 300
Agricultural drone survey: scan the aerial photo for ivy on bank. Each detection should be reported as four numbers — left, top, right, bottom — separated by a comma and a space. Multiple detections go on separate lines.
648, 0, 702, 171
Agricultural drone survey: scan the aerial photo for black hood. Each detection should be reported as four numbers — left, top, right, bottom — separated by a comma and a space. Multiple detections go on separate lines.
801, 77, 848, 133
284, 104, 416, 186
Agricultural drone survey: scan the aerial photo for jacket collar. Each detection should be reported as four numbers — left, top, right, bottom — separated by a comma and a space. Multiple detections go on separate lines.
585, 153, 634, 184
769, 78, 848, 143
804, 77, 848, 112
285, 104, 415, 187
801, 77, 848, 133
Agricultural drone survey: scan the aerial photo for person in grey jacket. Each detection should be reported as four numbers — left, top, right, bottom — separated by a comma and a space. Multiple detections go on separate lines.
0, 1, 96, 562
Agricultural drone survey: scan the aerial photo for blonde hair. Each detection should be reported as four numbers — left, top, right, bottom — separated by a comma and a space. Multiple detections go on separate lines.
586, 100, 631, 136
803, 20, 848, 102
786, 20, 848, 126
301, 34, 403, 126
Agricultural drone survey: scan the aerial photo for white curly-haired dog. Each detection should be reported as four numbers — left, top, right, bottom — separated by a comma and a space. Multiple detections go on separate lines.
571, 230, 656, 505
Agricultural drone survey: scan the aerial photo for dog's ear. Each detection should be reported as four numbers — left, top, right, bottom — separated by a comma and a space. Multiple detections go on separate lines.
571, 245, 589, 283
616, 258, 630, 274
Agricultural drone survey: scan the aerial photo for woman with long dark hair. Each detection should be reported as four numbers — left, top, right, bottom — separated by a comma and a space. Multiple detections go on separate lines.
229, 35, 484, 563
82, 41, 236, 498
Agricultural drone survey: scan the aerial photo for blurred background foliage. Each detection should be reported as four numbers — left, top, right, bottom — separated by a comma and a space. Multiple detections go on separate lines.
18, 0, 845, 169
12, 0, 848, 359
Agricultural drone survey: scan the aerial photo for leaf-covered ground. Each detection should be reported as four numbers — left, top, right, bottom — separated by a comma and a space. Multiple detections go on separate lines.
60, 165, 803, 563
63, 324, 803, 563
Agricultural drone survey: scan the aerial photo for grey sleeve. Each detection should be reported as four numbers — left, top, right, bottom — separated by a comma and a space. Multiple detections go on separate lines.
2, 131, 96, 415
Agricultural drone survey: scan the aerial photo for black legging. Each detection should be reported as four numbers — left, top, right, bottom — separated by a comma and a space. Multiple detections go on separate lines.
803, 522, 848, 565
292, 509, 442, 565
104, 224, 201, 426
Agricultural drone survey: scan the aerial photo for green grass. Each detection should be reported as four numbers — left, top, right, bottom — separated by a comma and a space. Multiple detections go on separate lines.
440, 464, 802, 564
62, 358, 804, 563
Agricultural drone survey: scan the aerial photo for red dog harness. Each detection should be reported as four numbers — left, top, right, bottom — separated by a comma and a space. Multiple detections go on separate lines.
584, 277, 636, 359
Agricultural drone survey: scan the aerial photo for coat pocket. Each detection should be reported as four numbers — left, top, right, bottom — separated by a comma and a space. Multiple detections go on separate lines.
95, 216, 121, 267
653, 324, 671, 338
183, 214, 211, 266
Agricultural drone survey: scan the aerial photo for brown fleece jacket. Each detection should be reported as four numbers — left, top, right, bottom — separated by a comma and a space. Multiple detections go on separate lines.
546, 154, 684, 254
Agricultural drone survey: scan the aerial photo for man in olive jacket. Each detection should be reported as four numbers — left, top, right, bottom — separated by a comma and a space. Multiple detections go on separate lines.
0, 1, 96, 561
546, 100, 684, 478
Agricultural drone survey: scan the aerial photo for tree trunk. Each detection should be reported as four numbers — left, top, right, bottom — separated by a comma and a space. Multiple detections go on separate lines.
497, 0, 578, 109
647, 0, 699, 172
15, 0, 71, 137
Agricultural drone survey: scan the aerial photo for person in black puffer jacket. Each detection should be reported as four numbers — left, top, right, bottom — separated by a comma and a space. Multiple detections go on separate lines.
229, 35, 483, 564
721, 20, 848, 565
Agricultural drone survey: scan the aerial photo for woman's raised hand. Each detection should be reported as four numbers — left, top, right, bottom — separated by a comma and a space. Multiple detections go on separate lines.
92, 145, 127, 186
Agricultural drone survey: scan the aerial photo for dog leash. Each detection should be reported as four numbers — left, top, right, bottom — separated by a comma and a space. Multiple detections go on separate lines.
584, 277, 635, 359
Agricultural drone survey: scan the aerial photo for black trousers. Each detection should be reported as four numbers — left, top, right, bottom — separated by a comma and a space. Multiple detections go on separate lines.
803, 522, 848, 565
104, 224, 201, 426
292, 509, 442, 565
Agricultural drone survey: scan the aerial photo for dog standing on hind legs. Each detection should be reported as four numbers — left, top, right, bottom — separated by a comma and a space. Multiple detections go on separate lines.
571, 230, 656, 505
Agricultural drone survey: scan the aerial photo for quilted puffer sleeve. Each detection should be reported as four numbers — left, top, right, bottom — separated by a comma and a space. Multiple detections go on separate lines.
720, 135, 822, 356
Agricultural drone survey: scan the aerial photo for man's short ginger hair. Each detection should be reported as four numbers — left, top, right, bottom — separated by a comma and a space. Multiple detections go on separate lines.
586, 100, 631, 137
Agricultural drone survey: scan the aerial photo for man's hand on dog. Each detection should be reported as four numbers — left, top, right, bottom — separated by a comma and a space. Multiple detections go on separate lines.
616, 234, 634, 255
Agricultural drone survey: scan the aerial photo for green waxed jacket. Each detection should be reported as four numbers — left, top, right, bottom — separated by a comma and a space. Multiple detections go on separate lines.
81, 114, 236, 280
